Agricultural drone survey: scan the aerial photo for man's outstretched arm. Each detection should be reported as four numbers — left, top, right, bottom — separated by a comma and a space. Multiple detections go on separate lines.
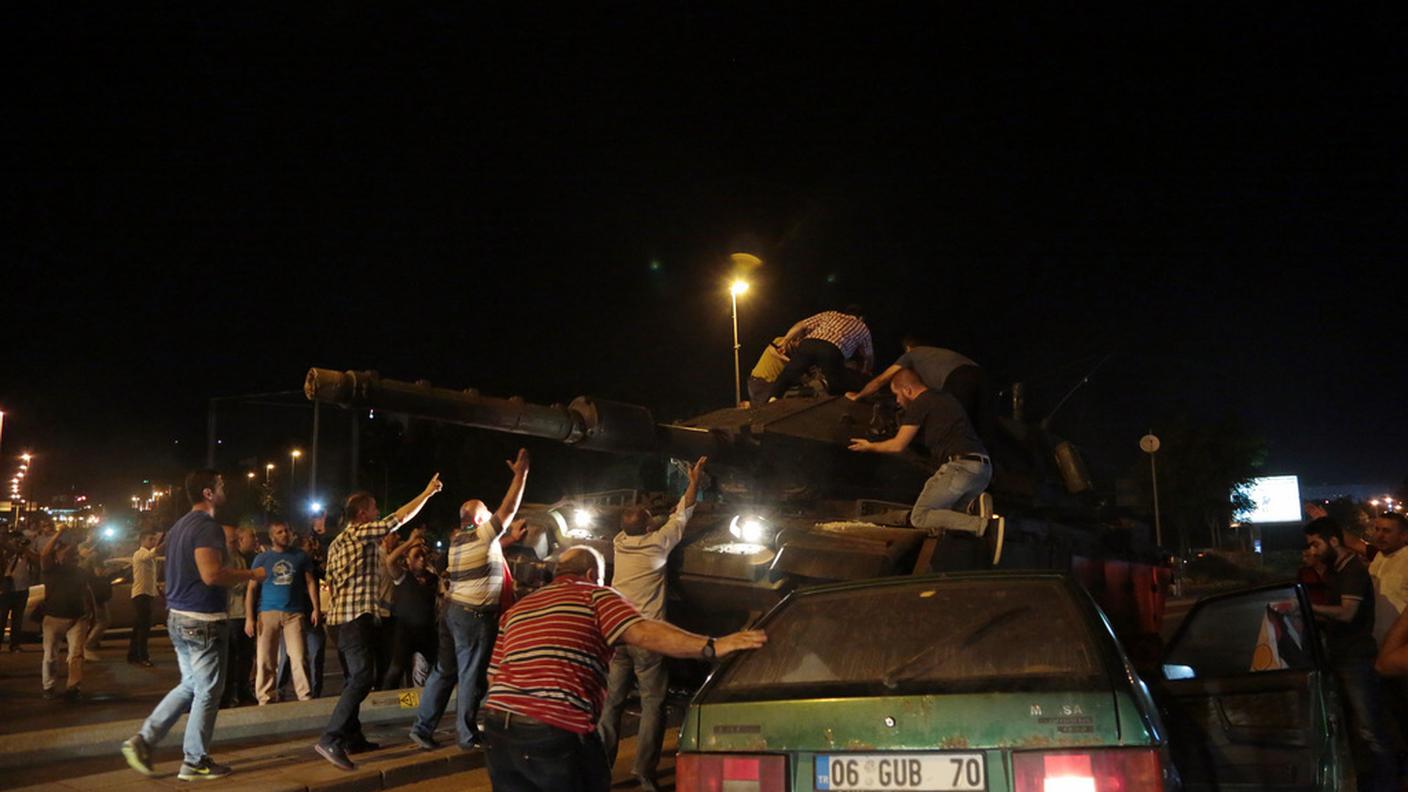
847, 363, 903, 401
622, 619, 766, 660
389, 474, 444, 527
495, 449, 531, 526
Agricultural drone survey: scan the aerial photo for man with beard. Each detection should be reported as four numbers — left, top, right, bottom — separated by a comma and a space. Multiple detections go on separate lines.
1305, 516, 1399, 792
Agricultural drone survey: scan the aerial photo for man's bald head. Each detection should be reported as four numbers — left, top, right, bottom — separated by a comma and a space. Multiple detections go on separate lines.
620, 505, 652, 536
459, 499, 492, 528
556, 546, 605, 584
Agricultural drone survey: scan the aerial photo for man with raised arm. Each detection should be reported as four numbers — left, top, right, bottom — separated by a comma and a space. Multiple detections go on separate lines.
598, 456, 707, 792
408, 449, 531, 752
314, 474, 443, 771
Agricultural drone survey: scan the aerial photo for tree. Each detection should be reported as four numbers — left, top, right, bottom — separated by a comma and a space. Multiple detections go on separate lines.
1131, 408, 1267, 555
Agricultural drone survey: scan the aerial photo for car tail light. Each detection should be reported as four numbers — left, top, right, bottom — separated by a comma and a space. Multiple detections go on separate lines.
1011, 748, 1164, 792
676, 753, 787, 792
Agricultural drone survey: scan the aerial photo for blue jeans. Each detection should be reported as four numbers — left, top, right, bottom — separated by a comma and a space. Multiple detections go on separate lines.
598, 646, 667, 782
484, 710, 610, 792
139, 613, 228, 765
411, 603, 498, 748
910, 458, 990, 534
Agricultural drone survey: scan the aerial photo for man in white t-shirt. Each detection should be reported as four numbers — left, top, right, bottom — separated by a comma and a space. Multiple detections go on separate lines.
1370, 513, 1408, 645
597, 456, 706, 792
127, 529, 165, 666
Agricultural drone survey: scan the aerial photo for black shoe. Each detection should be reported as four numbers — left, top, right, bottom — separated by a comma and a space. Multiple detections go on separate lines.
346, 737, 380, 754
42, 688, 56, 700
315, 743, 355, 771
62, 686, 81, 701
408, 731, 440, 751
177, 756, 232, 781
121, 735, 154, 776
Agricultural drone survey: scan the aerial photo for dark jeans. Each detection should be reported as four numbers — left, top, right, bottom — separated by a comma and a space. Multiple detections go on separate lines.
764, 338, 848, 402
322, 614, 376, 749
484, 710, 611, 792
128, 595, 153, 662
1333, 656, 1398, 792
372, 615, 394, 690
411, 603, 498, 748
221, 619, 255, 706
1, 589, 27, 649
382, 619, 437, 690
598, 646, 667, 782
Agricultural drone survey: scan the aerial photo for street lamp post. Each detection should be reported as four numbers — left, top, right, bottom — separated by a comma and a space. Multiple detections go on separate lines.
265, 462, 275, 484
290, 449, 302, 491
730, 279, 749, 406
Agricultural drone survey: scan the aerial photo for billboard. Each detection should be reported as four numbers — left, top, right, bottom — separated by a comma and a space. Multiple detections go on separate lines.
1235, 475, 1302, 523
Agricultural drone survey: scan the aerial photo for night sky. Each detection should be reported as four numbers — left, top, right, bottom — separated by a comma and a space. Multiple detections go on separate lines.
3, 6, 1405, 509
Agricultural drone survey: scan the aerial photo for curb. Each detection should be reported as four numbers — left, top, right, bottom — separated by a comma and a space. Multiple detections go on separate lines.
0, 687, 448, 769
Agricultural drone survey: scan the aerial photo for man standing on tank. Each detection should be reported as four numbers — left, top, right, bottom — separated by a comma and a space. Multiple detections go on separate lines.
121, 470, 267, 781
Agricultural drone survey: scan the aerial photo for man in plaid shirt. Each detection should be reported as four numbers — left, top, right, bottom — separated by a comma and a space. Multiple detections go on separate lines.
761, 305, 874, 403
315, 473, 443, 771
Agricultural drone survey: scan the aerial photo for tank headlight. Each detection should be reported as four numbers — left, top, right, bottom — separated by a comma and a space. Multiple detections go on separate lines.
729, 515, 769, 544
573, 508, 595, 529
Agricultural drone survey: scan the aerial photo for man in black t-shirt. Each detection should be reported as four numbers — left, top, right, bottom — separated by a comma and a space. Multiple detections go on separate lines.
849, 370, 1003, 564
39, 526, 93, 700
1306, 517, 1399, 792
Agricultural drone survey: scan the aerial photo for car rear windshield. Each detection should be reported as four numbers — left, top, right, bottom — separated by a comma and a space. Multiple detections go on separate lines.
705, 578, 1107, 702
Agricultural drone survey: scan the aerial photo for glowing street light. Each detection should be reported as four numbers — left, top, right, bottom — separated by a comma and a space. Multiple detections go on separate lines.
247, 471, 256, 482
290, 449, 303, 489
265, 463, 275, 484
729, 277, 751, 407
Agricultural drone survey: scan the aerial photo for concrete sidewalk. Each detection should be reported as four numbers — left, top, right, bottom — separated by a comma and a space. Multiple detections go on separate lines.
10, 723, 486, 792
0, 688, 437, 769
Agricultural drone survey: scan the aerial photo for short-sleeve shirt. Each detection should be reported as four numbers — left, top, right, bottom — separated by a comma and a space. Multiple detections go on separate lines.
1369, 548, 1408, 643
896, 346, 977, 392
251, 549, 312, 614
1324, 553, 1377, 661
900, 389, 985, 461
42, 564, 89, 620
750, 338, 790, 383
484, 574, 645, 734
165, 510, 228, 615
446, 515, 506, 609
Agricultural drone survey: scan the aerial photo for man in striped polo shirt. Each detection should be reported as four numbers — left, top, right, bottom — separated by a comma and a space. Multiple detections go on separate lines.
408, 448, 530, 751
482, 546, 766, 792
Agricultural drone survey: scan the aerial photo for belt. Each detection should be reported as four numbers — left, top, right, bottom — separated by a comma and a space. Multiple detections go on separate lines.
449, 601, 500, 617
948, 453, 991, 464
489, 708, 551, 730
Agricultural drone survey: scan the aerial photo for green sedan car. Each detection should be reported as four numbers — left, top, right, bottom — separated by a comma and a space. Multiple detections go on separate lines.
676, 573, 1179, 792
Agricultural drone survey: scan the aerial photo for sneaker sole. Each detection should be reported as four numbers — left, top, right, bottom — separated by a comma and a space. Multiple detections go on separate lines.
120, 743, 153, 776
177, 770, 231, 781
989, 518, 1005, 567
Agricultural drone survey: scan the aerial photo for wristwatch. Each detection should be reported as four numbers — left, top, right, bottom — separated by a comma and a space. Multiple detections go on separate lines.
701, 636, 717, 661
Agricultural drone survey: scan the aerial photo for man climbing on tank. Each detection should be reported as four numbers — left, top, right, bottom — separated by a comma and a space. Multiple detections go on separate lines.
759, 306, 874, 403
848, 369, 1004, 565
846, 333, 992, 440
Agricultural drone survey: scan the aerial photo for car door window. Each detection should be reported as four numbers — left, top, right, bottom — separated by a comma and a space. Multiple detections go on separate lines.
1164, 585, 1312, 679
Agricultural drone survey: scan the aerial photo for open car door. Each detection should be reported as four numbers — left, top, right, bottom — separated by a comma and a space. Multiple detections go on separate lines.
1153, 583, 1351, 791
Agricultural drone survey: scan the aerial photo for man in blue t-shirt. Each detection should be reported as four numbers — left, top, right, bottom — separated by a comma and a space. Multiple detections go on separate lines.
120, 470, 266, 782
247, 520, 320, 704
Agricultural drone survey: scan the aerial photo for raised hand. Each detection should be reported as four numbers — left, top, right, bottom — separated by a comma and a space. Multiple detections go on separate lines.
506, 448, 531, 476
424, 473, 443, 495
689, 456, 708, 483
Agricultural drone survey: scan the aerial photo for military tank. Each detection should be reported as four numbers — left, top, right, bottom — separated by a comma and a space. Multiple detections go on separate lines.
303, 368, 1171, 651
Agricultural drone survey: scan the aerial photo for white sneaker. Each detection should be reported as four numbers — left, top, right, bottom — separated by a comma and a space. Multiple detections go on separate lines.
985, 516, 1006, 567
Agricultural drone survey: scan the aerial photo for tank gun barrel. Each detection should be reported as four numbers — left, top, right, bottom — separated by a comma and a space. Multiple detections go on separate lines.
305, 368, 693, 455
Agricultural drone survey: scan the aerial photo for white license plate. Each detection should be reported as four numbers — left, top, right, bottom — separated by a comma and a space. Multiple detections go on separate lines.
815, 753, 986, 791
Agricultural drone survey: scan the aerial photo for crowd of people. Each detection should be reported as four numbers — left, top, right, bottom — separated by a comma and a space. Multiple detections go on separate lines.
1297, 507, 1408, 791
94, 453, 763, 789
